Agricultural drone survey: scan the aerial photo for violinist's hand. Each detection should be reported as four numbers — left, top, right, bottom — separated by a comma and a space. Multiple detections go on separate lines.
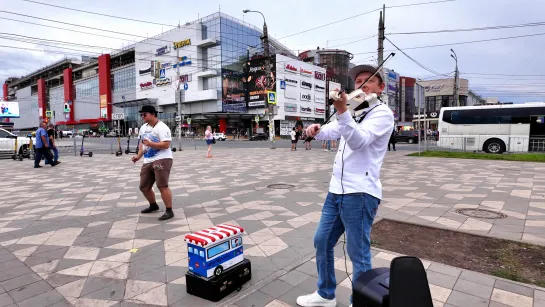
333, 91, 348, 115
306, 124, 321, 138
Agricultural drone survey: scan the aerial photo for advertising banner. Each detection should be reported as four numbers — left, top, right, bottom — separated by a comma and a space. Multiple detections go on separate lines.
221, 69, 247, 113
0, 101, 20, 118
247, 57, 276, 108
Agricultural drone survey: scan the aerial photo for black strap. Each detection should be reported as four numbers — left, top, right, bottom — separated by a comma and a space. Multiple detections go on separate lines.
355, 103, 382, 123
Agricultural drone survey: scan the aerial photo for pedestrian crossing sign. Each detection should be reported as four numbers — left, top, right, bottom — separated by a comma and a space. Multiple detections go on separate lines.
267, 91, 277, 105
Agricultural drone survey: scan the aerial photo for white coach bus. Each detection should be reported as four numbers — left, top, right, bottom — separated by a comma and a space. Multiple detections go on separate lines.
437, 103, 545, 154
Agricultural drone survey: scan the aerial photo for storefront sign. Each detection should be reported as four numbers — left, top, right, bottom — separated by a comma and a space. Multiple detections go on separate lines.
315, 71, 325, 81
285, 78, 297, 86
154, 78, 171, 86
284, 103, 297, 112
285, 64, 298, 73
300, 68, 312, 77
112, 113, 125, 120
314, 95, 325, 103
140, 81, 153, 90
300, 93, 311, 101
301, 81, 312, 90
388, 71, 398, 81
173, 56, 192, 68
173, 39, 191, 49
425, 84, 444, 92
248, 101, 266, 108
179, 74, 192, 83
100, 94, 107, 108
388, 83, 397, 94
315, 107, 325, 115
155, 45, 170, 56
161, 62, 172, 69
315, 85, 325, 92
300, 106, 312, 113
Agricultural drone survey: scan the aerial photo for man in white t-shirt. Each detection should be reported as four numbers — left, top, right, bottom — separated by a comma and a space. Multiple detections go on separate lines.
131, 105, 174, 220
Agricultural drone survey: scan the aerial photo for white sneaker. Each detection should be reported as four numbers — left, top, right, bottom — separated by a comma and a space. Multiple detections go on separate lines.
296, 291, 337, 307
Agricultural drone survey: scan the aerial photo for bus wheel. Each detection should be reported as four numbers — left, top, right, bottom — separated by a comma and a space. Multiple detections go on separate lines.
484, 139, 505, 154
214, 266, 223, 277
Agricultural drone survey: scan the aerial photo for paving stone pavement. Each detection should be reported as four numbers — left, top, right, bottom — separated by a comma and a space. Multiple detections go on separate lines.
0, 148, 543, 306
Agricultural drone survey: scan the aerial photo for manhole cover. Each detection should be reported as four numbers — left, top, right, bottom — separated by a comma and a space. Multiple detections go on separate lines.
455, 208, 507, 219
267, 184, 296, 189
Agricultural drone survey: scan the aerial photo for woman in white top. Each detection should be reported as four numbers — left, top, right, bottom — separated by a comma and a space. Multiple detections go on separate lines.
205, 126, 214, 158
290, 127, 297, 151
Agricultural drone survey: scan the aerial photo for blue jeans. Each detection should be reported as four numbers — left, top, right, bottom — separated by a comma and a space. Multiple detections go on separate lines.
314, 192, 380, 300
46, 147, 59, 163
35, 147, 54, 167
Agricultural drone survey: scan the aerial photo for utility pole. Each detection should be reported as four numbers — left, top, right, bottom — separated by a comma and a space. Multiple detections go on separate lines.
451, 49, 459, 106
176, 46, 182, 146
262, 22, 276, 149
377, 4, 385, 65
244, 9, 275, 149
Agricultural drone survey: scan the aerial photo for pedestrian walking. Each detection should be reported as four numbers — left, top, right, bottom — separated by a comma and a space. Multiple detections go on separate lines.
298, 64, 394, 306
131, 105, 174, 221
388, 128, 397, 151
46, 123, 60, 164
34, 121, 57, 168
205, 126, 214, 158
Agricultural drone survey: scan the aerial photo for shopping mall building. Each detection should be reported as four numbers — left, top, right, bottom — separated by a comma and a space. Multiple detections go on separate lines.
2, 12, 328, 137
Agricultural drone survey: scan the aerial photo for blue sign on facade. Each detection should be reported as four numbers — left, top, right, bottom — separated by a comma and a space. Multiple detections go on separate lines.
280, 80, 286, 89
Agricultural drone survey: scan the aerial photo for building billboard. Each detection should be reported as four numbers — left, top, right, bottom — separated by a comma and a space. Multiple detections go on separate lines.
221, 69, 247, 113
0, 101, 20, 118
247, 57, 276, 108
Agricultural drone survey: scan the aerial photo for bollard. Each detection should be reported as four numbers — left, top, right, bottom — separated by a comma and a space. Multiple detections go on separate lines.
73, 137, 77, 156
111, 142, 114, 154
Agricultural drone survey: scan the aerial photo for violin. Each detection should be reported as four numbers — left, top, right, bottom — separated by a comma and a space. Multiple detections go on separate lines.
329, 90, 380, 117
305, 52, 395, 141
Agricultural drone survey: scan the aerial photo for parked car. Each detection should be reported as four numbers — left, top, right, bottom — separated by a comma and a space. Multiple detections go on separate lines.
394, 130, 419, 144
213, 133, 226, 141
0, 128, 32, 156
249, 133, 269, 141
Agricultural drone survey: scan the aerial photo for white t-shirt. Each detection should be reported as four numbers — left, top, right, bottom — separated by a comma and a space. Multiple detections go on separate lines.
290, 130, 296, 141
139, 121, 173, 164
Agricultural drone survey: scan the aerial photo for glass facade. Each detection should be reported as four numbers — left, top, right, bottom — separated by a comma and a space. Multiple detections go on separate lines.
75, 76, 99, 99
318, 52, 354, 92
216, 14, 294, 113
112, 66, 136, 92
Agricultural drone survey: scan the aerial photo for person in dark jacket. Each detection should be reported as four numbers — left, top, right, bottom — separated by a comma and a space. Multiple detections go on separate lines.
388, 129, 396, 151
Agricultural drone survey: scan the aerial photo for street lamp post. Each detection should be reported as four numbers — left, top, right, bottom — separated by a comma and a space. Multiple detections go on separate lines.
243, 9, 275, 149
451, 49, 459, 107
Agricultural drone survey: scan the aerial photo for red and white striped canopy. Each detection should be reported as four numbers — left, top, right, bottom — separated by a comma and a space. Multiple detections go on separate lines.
184, 224, 245, 247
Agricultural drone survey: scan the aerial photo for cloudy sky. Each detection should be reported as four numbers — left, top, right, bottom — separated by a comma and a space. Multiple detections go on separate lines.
1, 0, 545, 103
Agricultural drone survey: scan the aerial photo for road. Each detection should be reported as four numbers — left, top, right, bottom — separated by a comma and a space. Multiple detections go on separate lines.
53, 137, 425, 153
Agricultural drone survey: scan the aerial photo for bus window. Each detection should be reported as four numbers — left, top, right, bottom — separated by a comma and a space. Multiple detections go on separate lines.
231, 237, 242, 248
207, 241, 230, 259
199, 250, 204, 257
188, 246, 193, 254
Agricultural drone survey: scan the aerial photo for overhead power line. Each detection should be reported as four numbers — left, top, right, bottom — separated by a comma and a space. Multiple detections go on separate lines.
0, 10, 172, 42
384, 37, 449, 76
388, 21, 545, 35
278, 0, 455, 40
21, 0, 179, 28
354, 31, 545, 55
